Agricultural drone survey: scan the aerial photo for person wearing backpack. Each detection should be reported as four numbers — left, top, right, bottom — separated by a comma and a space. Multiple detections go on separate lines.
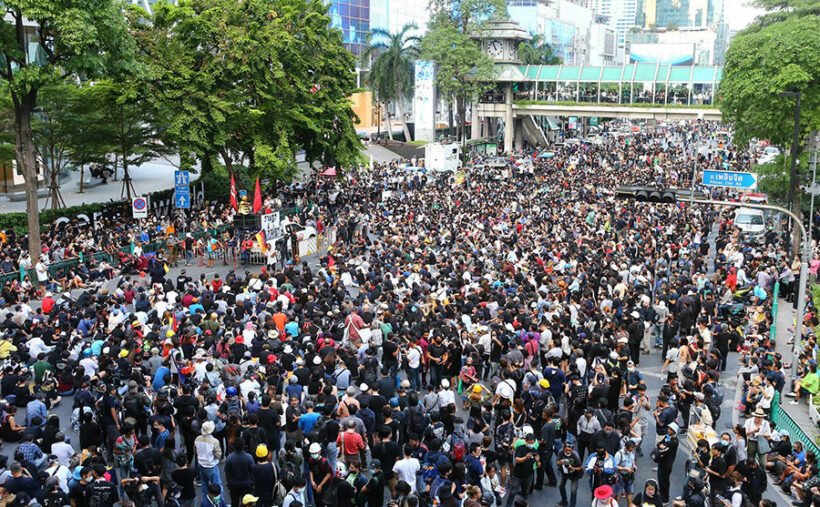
720, 471, 755, 507
446, 420, 468, 463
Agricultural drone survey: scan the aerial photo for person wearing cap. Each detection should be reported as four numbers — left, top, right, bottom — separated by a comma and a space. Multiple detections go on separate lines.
591, 484, 618, 507
250, 444, 276, 507
584, 444, 615, 493
653, 395, 678, 442
655, 421, 679, 503
195, 421, 223, 494
43, 454, 70, 494
307, 442, 334, 506
743, 407, 771, 468
506, 432, 539, 506
555, 440, 583, 507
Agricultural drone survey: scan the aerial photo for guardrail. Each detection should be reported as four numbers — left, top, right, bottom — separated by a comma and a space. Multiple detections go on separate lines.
770, 282, 780, 342
0, 223, 236, 288
0, 206, 307, 289
771, 391, 820, 457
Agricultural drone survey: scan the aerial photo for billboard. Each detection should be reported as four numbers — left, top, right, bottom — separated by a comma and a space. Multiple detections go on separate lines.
629, 43, 695, 65
414, 60, 436, 142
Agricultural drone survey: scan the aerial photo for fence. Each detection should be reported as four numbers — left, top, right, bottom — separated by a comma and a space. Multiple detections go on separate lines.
770, 282, 780, 342
0, 223, 235, 288
771, 392, 820, 458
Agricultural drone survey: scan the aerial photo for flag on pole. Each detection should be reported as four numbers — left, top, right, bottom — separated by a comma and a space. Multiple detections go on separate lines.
253, 177, 262, 214
230, 173, 238, 211
255, 230, 268, 252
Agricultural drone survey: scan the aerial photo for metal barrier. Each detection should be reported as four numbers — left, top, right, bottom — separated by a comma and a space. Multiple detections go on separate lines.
770, 282, 780, 342
771, 391, 820, 457
0, 224, 235, 289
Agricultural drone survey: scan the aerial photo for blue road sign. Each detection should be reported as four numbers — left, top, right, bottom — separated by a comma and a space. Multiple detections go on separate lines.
702, 170, 758, 190
174, 170, 190, 186
175, 185, 189, 195
175, 193, 190, 209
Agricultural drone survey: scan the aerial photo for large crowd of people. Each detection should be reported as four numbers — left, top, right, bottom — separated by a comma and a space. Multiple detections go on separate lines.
0, 120, 811, 507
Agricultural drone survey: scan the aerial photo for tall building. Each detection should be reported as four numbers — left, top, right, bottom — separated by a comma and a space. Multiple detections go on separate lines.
595, 0, 639, 51
636, 0, 724, 29
506, 0, 616, 65
324, 0, 371, 56
369, 0, 429, 41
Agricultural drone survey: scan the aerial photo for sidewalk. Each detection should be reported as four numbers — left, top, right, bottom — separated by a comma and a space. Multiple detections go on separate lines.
772, 294, 816, 431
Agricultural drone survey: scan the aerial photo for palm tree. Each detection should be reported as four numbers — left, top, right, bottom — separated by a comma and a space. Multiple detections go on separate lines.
518, 35, 562, 65
363, 24, 420, 143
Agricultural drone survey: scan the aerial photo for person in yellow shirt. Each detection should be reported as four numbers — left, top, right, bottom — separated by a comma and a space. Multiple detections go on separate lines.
0, 338, 17, 359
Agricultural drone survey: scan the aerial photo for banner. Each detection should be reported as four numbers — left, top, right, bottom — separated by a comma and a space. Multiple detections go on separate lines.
261, 212, 282, 241
414, 61, 436, 142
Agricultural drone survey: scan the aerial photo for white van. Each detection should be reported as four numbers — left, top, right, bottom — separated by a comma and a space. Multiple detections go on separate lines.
733, 208, 766, 243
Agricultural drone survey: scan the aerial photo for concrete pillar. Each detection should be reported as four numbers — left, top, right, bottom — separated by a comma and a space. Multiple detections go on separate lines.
514, 119, 523, 152
504, 84, 514, 154
471, 103, 480, 140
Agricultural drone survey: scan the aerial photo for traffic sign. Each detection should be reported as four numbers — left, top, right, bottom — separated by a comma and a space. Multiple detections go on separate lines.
175, 193, 190, 209
174, 170, 190, 186
702, 170, 758, 190
175, 185, 189, 195
132, 197, 148, 218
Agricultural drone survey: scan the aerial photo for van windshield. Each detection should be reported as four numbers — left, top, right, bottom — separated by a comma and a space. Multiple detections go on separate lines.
736, 214, 764, 225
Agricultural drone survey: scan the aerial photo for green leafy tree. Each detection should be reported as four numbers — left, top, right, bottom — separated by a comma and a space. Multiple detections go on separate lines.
719, 4, 819, 218
80, 81, 173, 201
0, 0, 134, 254
363, 24, 421, 143
422, 0, 506, 144
32, 85, 85, 210
135, 0, 362, 185
518, 35, 562, 65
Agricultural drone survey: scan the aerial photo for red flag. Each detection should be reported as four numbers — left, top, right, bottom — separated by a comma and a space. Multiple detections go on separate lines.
230, 173, 238, 211
253, 177, 262, 213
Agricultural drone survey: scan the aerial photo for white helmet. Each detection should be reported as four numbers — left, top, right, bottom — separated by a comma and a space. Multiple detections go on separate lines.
309, 442, 322, 454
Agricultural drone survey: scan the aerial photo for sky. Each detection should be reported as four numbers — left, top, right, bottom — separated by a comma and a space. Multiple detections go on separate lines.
725, 0, 767, 31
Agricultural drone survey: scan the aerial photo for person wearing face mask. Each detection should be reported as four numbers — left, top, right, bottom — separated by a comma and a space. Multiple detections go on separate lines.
585, 445, 616, 492
307, 442, 334, 507
282, 477, 307, 507
506, 432, 539, 507
630, 479, 664, 507
556, 441, 583, 507
655, 422, 679, 504
592, 422, 621, 456
202, 482, 228, 507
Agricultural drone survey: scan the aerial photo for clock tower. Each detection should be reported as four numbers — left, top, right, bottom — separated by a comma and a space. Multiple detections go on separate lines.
473, 17, 532, 63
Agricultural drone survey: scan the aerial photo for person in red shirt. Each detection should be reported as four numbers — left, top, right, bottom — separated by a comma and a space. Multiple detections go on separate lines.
336, 419, 366, 467
41, 292, 55, 315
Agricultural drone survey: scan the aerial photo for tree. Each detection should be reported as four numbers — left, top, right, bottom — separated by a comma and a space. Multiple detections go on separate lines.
365, 46, 396, 141
0, 0, 134, 255
719, 7, 819, 212
421, 0, 506, 144
81, 81, 173, 200
518, 35, 562, 65
363, 24, 421, 143
32, 85, 84, 210
135, 0, 363, 184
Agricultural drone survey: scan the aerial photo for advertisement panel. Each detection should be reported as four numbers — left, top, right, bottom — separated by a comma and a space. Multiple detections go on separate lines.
414, 60, 436, 142
629, 43, 695, 66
